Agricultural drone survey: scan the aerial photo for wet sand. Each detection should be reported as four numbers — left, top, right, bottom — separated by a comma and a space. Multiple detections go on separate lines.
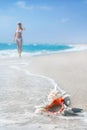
0, 47, 87, 129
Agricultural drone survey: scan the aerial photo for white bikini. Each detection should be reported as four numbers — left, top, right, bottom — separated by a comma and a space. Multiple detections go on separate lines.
16, 30, 22, 33
15, 30, 22, 42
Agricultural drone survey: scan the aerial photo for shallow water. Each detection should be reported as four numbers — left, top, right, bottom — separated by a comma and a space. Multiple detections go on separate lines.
0, 60, 87, 130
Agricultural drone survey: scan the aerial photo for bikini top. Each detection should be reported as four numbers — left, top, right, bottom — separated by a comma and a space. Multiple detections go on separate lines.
16, 29, 22, 33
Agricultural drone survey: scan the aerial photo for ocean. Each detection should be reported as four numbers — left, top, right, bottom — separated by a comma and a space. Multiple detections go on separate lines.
0, 42, 87, 59
0, 42, 73, 58
0, 42, 72, 52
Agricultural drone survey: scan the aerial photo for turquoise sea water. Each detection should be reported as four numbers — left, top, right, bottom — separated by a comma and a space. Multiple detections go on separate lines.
0, 42, 87, 58
0, 42, 71, 52
0, 42, 73, 58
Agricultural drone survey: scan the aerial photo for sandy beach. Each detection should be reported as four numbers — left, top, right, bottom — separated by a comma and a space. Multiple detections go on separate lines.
28, 49, 87, 110
0, 46, 87, 130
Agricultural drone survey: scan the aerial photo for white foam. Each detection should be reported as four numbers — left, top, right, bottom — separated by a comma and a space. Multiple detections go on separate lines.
0, 50, 17, 58
11, 64, 65, 94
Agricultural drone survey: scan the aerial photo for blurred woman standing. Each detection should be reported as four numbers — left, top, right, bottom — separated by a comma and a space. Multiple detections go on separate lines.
14, 22, 25, 57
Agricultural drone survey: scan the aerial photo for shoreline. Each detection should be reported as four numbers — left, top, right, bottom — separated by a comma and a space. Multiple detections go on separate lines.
0, 44, 87, 129
0, 45, 87, 110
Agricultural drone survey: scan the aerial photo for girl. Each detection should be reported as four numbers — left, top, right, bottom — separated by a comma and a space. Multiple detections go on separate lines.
14, 22, 25, 57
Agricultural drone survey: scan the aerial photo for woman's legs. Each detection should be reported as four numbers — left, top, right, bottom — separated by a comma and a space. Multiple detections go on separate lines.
16, 38, 22, 57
